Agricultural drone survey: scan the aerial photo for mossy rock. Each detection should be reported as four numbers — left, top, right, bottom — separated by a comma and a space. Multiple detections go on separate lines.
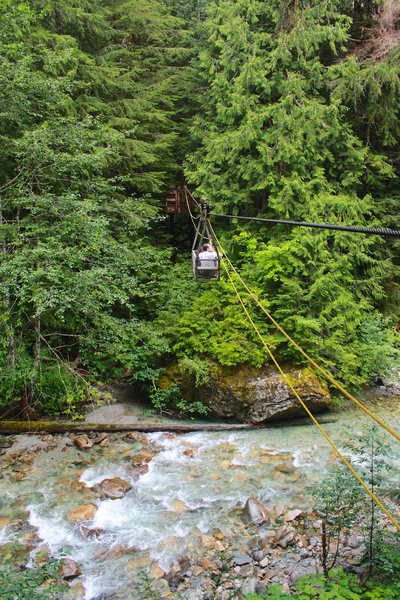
157, 362, 331, 422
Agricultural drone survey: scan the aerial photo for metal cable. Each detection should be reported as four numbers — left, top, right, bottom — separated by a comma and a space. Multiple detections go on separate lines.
212, 213, 400, 237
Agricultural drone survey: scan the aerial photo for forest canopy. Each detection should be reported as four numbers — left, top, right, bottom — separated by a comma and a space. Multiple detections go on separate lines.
0, 0, 399, 417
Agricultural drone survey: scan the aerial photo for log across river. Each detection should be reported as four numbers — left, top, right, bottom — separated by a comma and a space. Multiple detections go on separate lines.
0, 416, 337, 434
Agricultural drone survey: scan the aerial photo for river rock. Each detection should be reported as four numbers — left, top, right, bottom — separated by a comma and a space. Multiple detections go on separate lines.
170, 499, 189, 513
158, 363, 331, 422
346, 534, 363, 549
284, 509, 303, 522
242, 578, 258, 595
67, 503, 97, 523
73, 435, 93, 450
274, 526, 296, 548
183, 448, 195, 457
132, 451, 153, 465
125, 432, 148, 444
243, 497, 270, 524
150, 563, 165, 579
200, 534, 214, 548
80, 526, 102, 539
95, 477, 132, 499
0, 517, 11, 528
253, 550, 264, 562
233, 553, 252, 566
61, 557, 81, 579
94, 433, 108, 444
275, 463, 296, 474
130, 555, 152, 569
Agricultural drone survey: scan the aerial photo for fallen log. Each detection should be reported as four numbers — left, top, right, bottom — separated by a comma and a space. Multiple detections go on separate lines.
0, 420, 255, 434
0, 416, 336, 435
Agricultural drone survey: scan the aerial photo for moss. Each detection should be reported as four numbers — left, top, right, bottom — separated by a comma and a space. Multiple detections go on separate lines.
285, 367, 330, 402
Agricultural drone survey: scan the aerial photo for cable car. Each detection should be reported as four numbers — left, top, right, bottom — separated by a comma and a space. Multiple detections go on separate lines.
164, 185, 196, 215
192, 204, 220, 281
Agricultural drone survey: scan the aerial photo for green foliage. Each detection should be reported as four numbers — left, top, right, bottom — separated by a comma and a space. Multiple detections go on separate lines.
34, 365, 87, 418
369, 534, 400, 581
245, 568, 400, 599
1, 0, 399, 416
0, 544, 66, 600
183, 0, 399, 388
136, 569, 163, 600
178, 355, 211, 386
172, 280, 272, 367
149, 383, 182, 413
149, 381, 209, 417
0, 0, 185, 416
314, 426, 400, 579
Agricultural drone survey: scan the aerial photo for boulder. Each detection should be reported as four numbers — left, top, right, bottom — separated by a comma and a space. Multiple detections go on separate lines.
150, 563, 165, 579
170, 499, 189, 513
158, 363, 331, 422
285, 509, 303, 522
132, 451, 153, 466
233, 553, 252, 566
95, 477, 132, 500
243, 497, 270, 524
204, 365, 331, 422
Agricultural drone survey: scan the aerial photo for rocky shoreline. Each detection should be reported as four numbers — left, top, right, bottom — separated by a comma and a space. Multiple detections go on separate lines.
0, 430, 374, 599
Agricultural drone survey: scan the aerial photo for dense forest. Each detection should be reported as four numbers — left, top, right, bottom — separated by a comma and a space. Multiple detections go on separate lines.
0, 0, 399, 418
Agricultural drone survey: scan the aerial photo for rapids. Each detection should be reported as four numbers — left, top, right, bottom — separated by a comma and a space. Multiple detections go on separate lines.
0, 391, 399, 599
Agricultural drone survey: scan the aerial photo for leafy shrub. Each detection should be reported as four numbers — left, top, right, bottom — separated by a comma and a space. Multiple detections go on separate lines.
178, 355, 211, 387
0, 544, 66, 600
245, 568, 400, 599
314, 426, 399, 578
34, 365, 87, 418
149, 383, 209, 417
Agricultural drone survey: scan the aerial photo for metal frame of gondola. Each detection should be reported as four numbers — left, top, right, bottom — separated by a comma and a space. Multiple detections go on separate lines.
191, 201, 220, 281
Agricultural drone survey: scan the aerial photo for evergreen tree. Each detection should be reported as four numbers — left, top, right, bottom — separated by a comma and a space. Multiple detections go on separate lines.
182, 0, 399, 387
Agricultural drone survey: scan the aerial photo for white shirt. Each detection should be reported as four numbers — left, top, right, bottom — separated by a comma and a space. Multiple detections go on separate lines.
198, 250, 218, 268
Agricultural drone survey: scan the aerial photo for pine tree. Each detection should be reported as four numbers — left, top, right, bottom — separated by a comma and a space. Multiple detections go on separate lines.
182, 0, 399, 387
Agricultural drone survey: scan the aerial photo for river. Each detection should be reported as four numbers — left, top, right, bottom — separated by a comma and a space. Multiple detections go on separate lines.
0, 388, 399, 599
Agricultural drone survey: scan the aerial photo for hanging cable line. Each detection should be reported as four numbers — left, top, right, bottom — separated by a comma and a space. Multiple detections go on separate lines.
220, 255, 400, 531
208, 220, 400, 444
184, 188, 203, 238
184, 185, 400, 238
213, 213, 400, 237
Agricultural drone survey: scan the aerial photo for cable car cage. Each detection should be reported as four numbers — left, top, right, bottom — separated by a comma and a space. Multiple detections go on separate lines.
192, 202, 220, 281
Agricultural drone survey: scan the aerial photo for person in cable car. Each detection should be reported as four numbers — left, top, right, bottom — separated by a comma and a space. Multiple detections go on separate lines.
197, 244, 218, 276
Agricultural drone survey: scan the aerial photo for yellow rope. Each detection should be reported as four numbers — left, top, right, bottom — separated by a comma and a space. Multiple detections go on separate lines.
184, 188, 214, 244
220, 256, 400, 531
184, 188, 204, 239
208, 222, 400, 443
184, 185, 202, 209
